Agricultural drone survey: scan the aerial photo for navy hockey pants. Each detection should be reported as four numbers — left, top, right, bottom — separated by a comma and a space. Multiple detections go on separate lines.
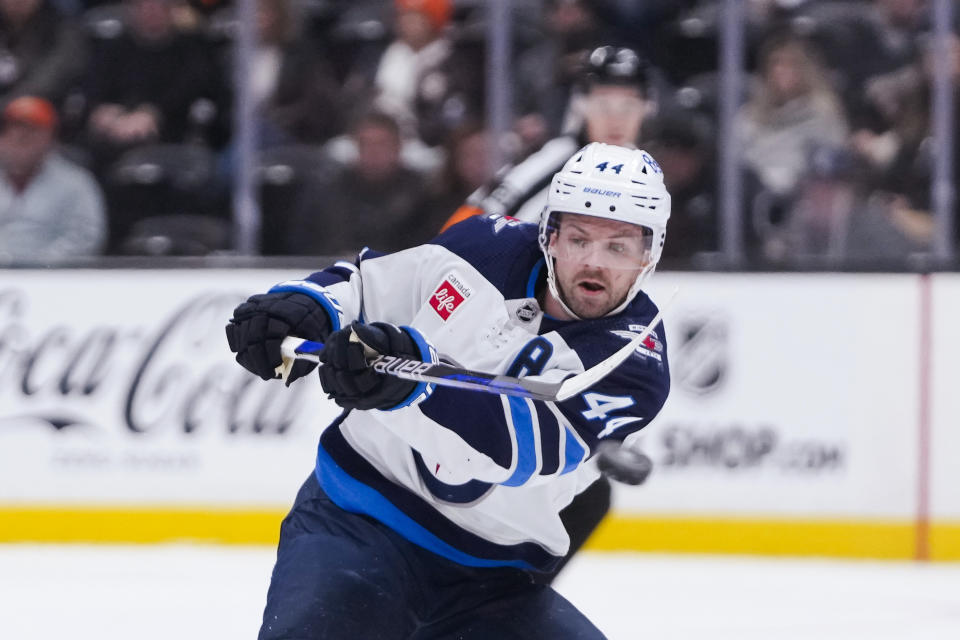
258, 473, 606, 640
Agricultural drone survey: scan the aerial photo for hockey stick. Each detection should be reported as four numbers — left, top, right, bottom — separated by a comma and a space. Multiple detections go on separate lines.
278, 288, 675, 402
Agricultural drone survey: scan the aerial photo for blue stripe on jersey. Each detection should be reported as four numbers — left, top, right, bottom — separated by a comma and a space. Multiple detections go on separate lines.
382, 326, 437, 411
317, 426, 560, 571
534, 403, 561, 476
561, 427, 586, 474
502, 396, 538, 486
314, 444, 530, 570
269, 280, 343, 331
526, 258, 544, 298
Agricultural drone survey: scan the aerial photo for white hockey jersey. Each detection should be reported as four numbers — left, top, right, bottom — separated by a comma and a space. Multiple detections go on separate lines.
272, 215, 670, 572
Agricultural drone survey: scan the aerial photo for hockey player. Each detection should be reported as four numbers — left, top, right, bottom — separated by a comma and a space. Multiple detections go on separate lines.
443, 44, 657, 582
441, 44, 652, 228
227, 142, 671, 639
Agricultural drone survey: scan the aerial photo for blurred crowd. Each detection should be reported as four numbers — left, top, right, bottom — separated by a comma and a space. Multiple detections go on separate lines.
0, 0, 955, 268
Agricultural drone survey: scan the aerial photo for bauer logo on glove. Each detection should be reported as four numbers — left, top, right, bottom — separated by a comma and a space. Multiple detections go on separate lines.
318, 322, 436, 411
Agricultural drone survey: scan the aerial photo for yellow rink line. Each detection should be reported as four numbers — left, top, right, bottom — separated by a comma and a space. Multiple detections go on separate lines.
1, 507, 958, 561
590, 515, 960, 561
0, 506, 287, 546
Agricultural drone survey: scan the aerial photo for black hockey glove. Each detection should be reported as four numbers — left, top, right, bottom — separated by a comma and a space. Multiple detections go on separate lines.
318, 322, 421, 411
225, 291, 332, 384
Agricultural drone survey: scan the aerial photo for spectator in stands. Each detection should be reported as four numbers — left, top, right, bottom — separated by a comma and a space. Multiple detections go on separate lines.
371, 0, 452, 121
330, 0, 455, 170
764, 144, 929, 265
410, 16, 488, 149
83, 0, 226, 167
853, 32, 960, 201
0, 96, 106, 265
422, 120, 492, 233
0, 0, 87, 105
640, 111, 717, 266
735, 33, 848, 198
800, 0, 927, 124
283, 110, 429, 256
846, 31, 960, 254
585, 0, 690, 62
249, 0, 344, 147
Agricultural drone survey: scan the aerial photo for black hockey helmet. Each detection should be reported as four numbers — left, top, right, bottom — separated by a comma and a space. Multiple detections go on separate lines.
580, 45, 649, 93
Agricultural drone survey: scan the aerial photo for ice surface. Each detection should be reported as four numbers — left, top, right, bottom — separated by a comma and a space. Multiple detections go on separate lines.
554, 553, 960, 640
1, 545, 958, 639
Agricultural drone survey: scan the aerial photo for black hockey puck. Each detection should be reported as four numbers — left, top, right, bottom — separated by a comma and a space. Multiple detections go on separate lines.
595, 441, 653, 485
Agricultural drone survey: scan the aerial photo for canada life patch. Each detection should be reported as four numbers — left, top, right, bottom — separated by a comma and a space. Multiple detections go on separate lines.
430, 273, 472, 320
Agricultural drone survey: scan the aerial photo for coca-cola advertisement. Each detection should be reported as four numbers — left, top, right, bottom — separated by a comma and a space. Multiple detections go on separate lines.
0, 269, 336, 506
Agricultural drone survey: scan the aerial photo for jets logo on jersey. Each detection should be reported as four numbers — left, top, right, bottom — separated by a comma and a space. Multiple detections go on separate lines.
430, 272, 473, 320
627, 324, 663, 352
611, 326, 663, 362
488, 213, 525, 234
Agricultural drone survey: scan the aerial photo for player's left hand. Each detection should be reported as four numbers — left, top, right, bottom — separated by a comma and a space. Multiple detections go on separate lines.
225, 291, 332, 385
319, 322, 420, 411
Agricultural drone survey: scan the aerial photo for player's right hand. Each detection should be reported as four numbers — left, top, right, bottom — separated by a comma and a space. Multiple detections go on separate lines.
225, 291, 332, 384
318, 322, 420, 411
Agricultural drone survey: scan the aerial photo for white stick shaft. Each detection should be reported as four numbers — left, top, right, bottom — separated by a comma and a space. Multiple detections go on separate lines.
281, 340, 318, 363
554, 286, 676, 401
278, 286, 677, 400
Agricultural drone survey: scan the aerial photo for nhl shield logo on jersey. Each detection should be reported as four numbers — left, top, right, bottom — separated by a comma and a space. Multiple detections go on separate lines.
430, 272, 473, 320
515, 301, 538, 323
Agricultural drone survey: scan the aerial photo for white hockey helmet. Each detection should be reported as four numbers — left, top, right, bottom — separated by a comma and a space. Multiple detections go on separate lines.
538, 142, 671, 318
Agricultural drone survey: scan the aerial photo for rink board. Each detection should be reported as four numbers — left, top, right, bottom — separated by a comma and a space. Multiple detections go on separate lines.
0, 269, 957, 560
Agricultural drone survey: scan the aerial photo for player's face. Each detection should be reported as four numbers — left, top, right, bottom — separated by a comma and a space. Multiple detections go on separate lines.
546, 214, 649, 319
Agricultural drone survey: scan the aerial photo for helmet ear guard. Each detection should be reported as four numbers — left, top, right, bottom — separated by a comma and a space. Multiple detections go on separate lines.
539, 142, 671, 318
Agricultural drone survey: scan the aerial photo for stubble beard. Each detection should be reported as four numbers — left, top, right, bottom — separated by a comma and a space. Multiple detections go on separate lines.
559, 272, 625, 319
